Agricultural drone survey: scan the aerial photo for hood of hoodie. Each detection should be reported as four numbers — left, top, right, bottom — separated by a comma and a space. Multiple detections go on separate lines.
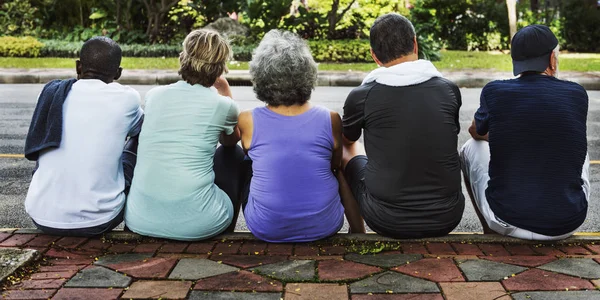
361, 59, 443, 87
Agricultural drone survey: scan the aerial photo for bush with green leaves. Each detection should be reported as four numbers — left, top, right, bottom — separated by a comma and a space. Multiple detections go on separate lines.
560, 0, 600, 52
0, 0, 40, 36
0, 36, 44, 57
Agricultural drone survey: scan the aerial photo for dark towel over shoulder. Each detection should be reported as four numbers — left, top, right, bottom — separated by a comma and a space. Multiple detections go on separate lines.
24, 78, 77, 161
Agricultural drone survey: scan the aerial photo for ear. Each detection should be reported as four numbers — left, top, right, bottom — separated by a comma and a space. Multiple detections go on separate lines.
76, 60, 82, 79
114, 67, 123, 80
370, 48, 383, 67
549, 50, 557, 70
413, 36, 419, 56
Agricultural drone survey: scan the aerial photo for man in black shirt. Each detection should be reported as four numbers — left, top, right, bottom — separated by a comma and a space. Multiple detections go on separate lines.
341, 13, 464, 238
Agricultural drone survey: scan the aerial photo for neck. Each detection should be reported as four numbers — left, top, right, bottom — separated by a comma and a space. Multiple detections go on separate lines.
382, 53, 418, 68
267, 102, 311, 116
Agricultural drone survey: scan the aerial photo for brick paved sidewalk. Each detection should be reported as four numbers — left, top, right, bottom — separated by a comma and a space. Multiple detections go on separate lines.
3, 230, 600, 299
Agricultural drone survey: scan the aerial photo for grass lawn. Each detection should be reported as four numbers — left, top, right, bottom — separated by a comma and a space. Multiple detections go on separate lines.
1, 50, 599, 72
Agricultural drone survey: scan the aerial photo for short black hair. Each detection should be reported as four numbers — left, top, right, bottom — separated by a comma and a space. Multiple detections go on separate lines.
79, 36, 122, 79
370, 13, 416, 64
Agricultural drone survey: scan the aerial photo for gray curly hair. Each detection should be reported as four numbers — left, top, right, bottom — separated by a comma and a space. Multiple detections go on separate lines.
249, 30, 318, 106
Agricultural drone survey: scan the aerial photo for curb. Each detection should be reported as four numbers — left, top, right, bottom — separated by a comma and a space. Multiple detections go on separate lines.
4, 228, 598, 244
1, 69, 599, 89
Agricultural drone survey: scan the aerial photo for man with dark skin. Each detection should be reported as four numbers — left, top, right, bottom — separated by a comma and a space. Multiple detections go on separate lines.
24, 36, 143, 237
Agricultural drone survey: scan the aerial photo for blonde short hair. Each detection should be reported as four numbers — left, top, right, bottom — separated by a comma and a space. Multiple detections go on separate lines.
179, 29, 232, 87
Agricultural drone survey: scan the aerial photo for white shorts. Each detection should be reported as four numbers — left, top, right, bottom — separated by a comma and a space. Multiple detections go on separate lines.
459, 139, 590, 241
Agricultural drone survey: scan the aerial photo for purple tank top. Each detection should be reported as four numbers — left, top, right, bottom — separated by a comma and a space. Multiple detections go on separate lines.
245, 105, 344, 242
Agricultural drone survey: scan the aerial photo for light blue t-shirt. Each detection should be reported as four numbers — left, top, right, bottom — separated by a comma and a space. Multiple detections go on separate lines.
125, 81, 239, 240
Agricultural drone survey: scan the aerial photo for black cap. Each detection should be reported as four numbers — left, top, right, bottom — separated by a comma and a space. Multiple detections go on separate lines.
510, 25, 558, 76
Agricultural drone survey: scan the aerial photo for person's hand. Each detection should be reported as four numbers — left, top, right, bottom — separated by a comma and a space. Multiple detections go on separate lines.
214, 75, 232, 98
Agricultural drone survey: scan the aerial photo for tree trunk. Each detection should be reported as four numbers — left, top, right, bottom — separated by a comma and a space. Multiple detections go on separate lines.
327, 0, 340, 39
531, 0, 539, 11
506, 0, 518, 42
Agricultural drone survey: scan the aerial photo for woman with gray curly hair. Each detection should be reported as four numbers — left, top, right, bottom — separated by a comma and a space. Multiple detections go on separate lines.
238, 30, 365, 243
125, 29, 245, 241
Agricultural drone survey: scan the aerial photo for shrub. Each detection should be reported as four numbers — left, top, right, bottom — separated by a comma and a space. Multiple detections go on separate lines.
560, 0, 600, 52
0, 36, 44, 57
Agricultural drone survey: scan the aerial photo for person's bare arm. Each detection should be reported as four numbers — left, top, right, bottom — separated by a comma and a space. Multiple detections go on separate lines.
331, 111, 343, 171
219, 125, 240, 146
237, 110, 253, 153
468, 119, 488, 141
213, 75, 232, 98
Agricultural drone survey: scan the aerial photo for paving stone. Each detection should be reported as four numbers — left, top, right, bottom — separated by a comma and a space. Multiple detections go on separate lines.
594, 279, 600, 287
457, 259, 527, 281
293, 245, 320, 256
502, 269, 594, 291
80, 239, 111, 250
251, 260, 315, 281
157, 253, 208, 259
25, 235, 59, 247
318, 259, 382, 281
481, 256, 557, 267
94, 253, 152, 266
8, 278, 67, 289
55, 237, 88, 248
45, 248, 98, 260
132, 242, 162, 253
108, 243, 136, 253
0, 232, 12, 243
320, 245, 346, 255
504, 245, 537, 255
350, 271, 439, 294
538, 258, 600, 279
30, 269, 78, 279
239, 241, 267, 255
558, 245, 592, 255
285, 283, 347, 300
0, 234, 35, 247
194, 270, 282, 292
294, 255, 343, 261
394, 258, 464, 282
345, 253, 422, 268
478, 244, 510, 256
352, 294, 444, 300
186, 242, 215, 254
451, 243, 484, 255
122, 280, 192, 299
46, 257, 92, 265
267, 243, 294, 255
52, 288, 124, 300
64, 266, 132, 288
169, 258, 239, 280
211, 254, 288, 268
401, 243, 429, 254
585, 244, 600, 254
440, 282, 510, 300
0, 289, 56, 299
39, 265, 83, 272
159, 242, 189, 253
102, 257, 178, 278
531, 246, 565, 256
426, 243, 456, 255
0, 248, 39, 283
511, 291, 600, 300
214, 241, 243, 255
189, 291, 282, 300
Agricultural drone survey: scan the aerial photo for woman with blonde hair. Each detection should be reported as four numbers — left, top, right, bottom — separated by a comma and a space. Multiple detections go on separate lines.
238, 30, 365, 243
125, 29, 244, 240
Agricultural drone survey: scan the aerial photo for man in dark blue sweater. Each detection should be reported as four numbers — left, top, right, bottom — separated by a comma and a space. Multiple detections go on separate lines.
461, 25, 590, 240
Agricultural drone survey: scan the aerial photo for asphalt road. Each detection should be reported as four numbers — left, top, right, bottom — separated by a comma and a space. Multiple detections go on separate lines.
1, 84, 599, 233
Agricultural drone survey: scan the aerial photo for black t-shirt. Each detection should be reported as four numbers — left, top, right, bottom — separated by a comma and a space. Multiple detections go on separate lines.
342, 77, 464, 237
475, 75, 588, 236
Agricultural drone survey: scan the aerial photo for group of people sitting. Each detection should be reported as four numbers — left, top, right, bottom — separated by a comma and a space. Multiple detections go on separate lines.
23, 13, 590, 243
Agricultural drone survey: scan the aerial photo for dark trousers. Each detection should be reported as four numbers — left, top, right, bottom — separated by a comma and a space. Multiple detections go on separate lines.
213, 144, 247, 232
33, 136, 139, 237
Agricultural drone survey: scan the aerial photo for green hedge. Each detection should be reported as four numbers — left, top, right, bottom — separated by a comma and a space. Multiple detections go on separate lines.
1, 37, 439, 63
0, 36, 44, 57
